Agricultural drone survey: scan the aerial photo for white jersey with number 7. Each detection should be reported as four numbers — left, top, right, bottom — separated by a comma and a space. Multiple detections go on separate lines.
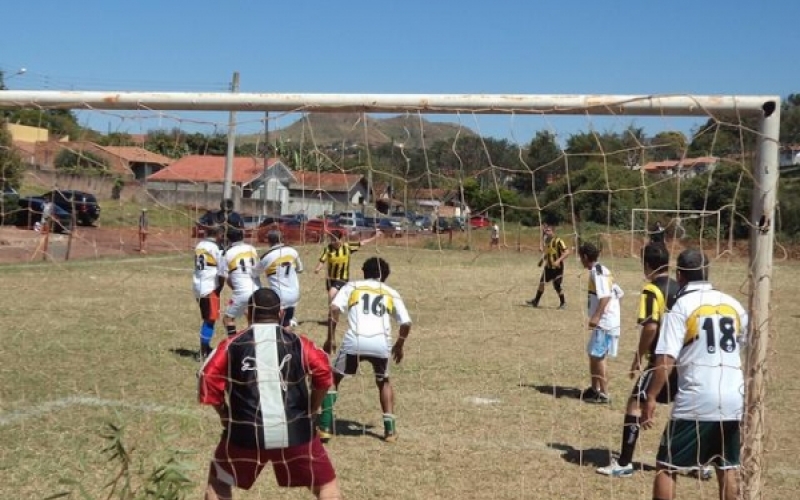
256, 244, 304, 308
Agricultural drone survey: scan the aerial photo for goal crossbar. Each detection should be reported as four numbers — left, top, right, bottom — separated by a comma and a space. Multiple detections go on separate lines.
0, 90, 779, 117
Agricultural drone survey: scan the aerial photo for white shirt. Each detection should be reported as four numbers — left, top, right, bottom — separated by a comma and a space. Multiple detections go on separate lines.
332, 279, 412, 358
587, 263, 622, 332
220, 242, 261, 297
491, 224, 499, 238
193, 239, 224, 298
656, 282, 747, 421
256, 244, 304, 308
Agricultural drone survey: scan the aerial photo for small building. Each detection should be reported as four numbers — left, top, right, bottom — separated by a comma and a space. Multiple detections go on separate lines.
642, 156, 719, 178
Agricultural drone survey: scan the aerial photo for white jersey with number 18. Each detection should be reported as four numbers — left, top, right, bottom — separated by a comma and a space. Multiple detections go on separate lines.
332, 279, 412, 358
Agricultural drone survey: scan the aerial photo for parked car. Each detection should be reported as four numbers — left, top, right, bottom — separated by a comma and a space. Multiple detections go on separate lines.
41, 190, 100, 226
1, 185, 20, 225
433, 217, 451, 233
256, 217, 331, 245
469, 215, 492, 229
16, 197, 73, 233
377, 217, 404, 237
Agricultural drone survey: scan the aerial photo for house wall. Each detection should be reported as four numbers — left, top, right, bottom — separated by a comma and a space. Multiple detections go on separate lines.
25, 170, 142, 202
6, 123, 50, 142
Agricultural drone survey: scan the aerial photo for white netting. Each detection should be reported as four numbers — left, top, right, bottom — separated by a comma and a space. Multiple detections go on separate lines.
0, 93, 789, 500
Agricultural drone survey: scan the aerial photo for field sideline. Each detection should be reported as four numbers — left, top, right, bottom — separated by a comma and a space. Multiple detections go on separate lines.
1, 245, 799, 499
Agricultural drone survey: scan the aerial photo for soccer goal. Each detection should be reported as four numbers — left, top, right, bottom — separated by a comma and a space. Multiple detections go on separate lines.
630, 208, 723, 257
0, 90, 781, 500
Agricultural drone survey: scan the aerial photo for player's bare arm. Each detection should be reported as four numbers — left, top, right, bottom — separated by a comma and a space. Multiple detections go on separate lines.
392, 323, 411, 363
641, 354, 676, 430
630, 322, 658, 378
588, 297, 611, 328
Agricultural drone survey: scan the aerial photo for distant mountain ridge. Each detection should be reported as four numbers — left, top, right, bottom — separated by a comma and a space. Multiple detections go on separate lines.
241, 112, 478, 149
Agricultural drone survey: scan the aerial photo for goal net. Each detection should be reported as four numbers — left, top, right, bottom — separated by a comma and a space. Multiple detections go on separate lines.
0, 90, 787, 500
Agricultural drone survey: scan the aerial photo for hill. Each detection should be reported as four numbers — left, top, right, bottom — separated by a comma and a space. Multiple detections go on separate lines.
240, 112, 478, 149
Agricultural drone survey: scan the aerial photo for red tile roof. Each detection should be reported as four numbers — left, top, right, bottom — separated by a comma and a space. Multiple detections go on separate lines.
98, 146, 173, 165
147, 155, 280, 184
642, 156, 718, 172
289, 172, 364, 193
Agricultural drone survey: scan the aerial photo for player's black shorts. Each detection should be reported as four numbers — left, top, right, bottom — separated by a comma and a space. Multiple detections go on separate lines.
281, 306, 295, 328
540, 267, 564, 284
326, 279, 347, 292
333, 352, 389, 381
631, 362, 679, 404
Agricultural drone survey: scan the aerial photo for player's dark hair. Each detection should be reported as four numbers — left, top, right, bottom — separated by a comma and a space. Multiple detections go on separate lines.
578, 240, 601, 262
220, 198, 234, 212
676, 248, 709, 283
248, 288, 281, 322
267, 230, 281, 245
642, 242, 669, 273
226, 227, 244, 243
363, 257, 390, 281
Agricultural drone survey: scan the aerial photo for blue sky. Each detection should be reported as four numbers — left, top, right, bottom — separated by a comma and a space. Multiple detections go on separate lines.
1, 0, 796, 144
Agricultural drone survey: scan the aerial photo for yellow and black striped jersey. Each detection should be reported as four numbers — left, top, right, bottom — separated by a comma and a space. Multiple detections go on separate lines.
319, 242, 361, 281
544, 236, 568, 269
637, 274, 679, 356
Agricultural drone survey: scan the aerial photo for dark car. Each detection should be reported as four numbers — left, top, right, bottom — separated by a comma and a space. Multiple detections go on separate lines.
433, 217, 451, 233
16, 197, 73, 233
41, 190, 100, 226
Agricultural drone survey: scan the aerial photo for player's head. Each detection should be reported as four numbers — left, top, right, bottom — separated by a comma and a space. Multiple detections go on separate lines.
248, 288, 282, 324
362, 256, 390, 282
642, 242, 669, 276
676, 248, 709, 285
220, 198, 234, 212
329, 230, 344, 248
577, 239, 601, 269
205, 225, 218, 240
267, 230, 282, 246
226, 227, 244, 244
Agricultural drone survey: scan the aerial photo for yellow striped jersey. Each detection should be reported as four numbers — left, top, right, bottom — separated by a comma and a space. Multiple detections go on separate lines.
319, 242, 361, 281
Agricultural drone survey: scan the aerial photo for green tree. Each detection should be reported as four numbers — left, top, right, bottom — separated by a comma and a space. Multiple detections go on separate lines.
521, 131, 564, 194
54, 149, 111, 174
649, 131, 688, 161
97, 132, 136, 146
0, 126, 25, 189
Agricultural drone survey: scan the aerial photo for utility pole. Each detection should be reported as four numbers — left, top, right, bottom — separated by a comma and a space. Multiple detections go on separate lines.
222, 71, 240, 204
262, 111, 270, 214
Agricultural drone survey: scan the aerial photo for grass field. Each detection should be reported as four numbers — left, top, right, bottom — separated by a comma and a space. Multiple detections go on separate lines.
1, 244, 799, 499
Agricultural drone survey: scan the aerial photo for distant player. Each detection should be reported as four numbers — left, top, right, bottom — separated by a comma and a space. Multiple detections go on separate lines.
193, 226, 225, 359
642, 248, 747, 500
256, 230, 304, 329
527, 224, 570, 309
578, 240, 622, 404
490, 223, 500, 250
219, 228, 261, 336
597, 242, 679, 477
138, 208, 149, 254
318, 257, 412, 443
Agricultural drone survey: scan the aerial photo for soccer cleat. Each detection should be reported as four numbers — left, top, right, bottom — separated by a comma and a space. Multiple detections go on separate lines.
317, 427, 334, 443
701, 466, 714, 480
588, 392, 611, 404
581, 387, 599, 401
558, 303, 567, 310
525, 299, 539, 307
596, 459, 634, 477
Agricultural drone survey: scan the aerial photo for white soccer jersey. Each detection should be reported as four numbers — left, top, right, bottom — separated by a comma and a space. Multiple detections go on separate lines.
332, 279, 412, 358
656, 282, 748, 421
220, 242, 261, 298
587, 263, 622, 331
256, 244, 304, 308
193, 239, 223, 298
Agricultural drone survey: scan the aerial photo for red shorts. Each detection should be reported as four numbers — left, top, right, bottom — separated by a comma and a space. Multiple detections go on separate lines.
198, 292, 220, 322
211, 437, 336, 490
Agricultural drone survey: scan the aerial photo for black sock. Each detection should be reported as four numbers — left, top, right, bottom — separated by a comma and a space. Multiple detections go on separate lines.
200, 343, 212, 359
618, 414, 640, 466
558, 293, 565, 305
532, 290, 543, 305
225, 324, 237, 336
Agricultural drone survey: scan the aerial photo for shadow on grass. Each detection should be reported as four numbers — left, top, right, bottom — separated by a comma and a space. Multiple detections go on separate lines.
523, 384, 583, 400
169, 347, 200, 360
548, 442, 656, 472
333, 419, 384, 441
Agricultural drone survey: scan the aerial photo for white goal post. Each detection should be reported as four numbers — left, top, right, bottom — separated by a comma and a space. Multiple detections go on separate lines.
630, 208, 723, 257
0, 90, 781, 500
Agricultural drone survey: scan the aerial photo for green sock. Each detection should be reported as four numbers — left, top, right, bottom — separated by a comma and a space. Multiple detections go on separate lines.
318, 391, 337, 431
383, 413, 396, 435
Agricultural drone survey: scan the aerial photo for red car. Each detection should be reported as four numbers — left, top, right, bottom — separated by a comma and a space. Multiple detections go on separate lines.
469, 215, 492, 229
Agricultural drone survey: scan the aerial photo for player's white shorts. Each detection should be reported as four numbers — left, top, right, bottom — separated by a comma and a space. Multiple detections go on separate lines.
587, 327, 620, 358
225, 293, 253, 319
